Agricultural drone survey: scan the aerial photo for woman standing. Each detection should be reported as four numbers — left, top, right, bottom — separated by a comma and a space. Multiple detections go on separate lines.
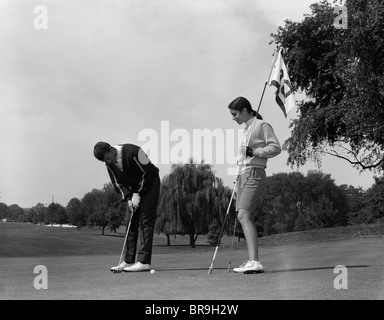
228, 97, 281, 274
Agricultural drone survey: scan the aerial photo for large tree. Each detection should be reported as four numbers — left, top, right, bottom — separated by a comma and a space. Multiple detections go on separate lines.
271, 0, 384, 172
156, 159, 233, 247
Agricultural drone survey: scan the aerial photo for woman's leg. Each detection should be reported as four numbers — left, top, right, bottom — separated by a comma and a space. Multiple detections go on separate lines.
237, 208, 258, 261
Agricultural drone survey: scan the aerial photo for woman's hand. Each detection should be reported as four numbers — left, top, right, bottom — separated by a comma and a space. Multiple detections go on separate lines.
241, 146, 254, 158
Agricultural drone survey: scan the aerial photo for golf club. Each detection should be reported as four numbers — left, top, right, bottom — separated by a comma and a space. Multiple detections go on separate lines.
207, 180, 237, 274
111, 204, 135, 274
227, 218, 238, 272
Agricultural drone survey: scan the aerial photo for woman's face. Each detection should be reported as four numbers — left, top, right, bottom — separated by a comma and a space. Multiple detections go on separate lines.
229, 108, 248, 125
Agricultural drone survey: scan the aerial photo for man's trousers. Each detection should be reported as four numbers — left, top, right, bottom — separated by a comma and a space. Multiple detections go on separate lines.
124, 175, 160, 265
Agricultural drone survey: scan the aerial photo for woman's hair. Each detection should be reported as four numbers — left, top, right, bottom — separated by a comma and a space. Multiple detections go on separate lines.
228, 96, 263, 120
93, 141, 111, 161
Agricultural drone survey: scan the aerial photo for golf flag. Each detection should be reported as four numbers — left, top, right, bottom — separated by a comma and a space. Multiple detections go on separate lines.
268, 48, 296, 118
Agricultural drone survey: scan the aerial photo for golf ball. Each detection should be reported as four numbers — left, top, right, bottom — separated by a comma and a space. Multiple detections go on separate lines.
150, 269, 155, 274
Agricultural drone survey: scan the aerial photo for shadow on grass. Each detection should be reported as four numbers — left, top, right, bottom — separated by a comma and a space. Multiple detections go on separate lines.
157, 265, 370, 273
99, 233, 212, 247
266, 264, 370, 274
154, 244, 211, 248
98, 233, 125, 238
157, 267, 228, 272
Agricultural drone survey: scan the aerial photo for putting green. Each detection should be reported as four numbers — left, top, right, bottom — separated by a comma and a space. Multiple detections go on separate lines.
1, 237, 383, 300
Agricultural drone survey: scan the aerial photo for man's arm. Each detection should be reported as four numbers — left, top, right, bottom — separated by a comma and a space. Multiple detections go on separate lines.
131, 147, 158, 194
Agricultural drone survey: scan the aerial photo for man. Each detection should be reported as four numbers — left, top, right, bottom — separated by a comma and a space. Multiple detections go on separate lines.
93, 141, 160, 272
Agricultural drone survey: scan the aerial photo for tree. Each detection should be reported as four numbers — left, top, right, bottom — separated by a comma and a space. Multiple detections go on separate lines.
339, 184, 366, 224
83, 184, 125, 235
271, 0, 384, 173
300, 171, 348, 228
81, 189, 102, 227
156, 159, 233, 247
7, 204, 24, 222
206, 221, 221, 246
363, 176, 384, 223
45, 203, 68, 225
254, 172, 306, 235
22, 207, 35, 223
155, 182, 177, 246
0, 203, 8, 220
31, 203, 47, 225
101, 183, 126, 233
66, 198, 86, 229
253, 171, 348, 235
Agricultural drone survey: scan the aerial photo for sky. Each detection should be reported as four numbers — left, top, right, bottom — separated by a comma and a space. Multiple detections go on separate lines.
0, 0, 377, 208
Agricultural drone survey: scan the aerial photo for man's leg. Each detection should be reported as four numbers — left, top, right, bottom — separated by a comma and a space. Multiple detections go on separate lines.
137, 176, 160, 265
124, 207, 140, 264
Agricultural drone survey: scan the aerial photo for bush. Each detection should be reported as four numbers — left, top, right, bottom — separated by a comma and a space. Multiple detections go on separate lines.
207, 221, 221, 246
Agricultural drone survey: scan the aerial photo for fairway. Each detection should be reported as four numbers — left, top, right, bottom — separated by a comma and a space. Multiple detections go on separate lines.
1, 223, 384, 300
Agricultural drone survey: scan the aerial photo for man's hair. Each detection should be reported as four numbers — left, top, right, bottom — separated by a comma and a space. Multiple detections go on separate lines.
93, 141, 111, 161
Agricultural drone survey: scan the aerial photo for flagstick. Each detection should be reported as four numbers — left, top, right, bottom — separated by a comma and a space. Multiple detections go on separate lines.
256, 48, 278, 114
256, 83, 268, 114
243, 48, 279, 154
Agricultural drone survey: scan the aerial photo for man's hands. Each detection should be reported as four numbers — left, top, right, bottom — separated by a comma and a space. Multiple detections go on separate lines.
132, 193, 140, 208
127, 193, 141, 212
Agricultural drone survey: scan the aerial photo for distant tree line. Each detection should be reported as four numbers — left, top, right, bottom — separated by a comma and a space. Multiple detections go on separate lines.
1, 163, 383, 246
0, 183, 126, 235
253, 171, 384, 236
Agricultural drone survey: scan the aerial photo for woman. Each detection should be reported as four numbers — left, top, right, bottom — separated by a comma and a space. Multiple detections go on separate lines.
228, 97, 281, 274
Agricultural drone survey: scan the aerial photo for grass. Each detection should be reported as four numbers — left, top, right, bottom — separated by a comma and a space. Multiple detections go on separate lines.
256, 223, 384, 247
0, 222, 211, 257
0, 221, 383, 258
0, 223, 118, 257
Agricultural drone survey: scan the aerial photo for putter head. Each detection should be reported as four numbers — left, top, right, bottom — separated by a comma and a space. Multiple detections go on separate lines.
208, 268, 213, 275
111, 269, 122, 274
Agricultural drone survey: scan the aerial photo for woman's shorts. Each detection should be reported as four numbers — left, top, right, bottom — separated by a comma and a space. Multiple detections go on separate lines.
235, 167, 266, 212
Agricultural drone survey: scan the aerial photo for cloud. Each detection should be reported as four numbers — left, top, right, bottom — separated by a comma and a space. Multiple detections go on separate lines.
0, 0, 302, 207
254, 0, 315, 26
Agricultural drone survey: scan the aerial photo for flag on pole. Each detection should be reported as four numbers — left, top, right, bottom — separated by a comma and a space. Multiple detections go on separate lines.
268, 48, 296, 118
